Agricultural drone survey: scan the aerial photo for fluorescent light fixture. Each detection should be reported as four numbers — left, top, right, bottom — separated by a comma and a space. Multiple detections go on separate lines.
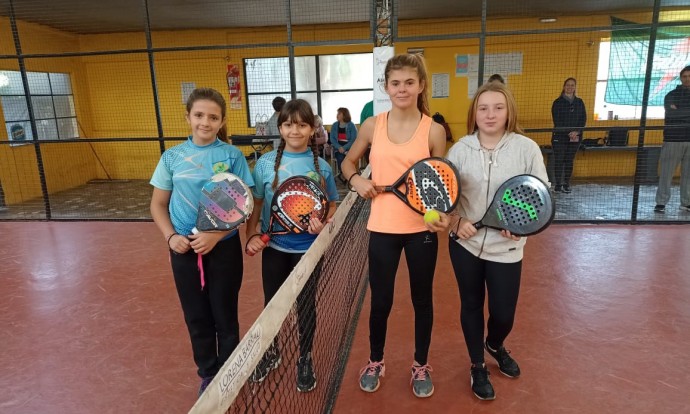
407, 48, 424, 55
540, 18, 557, 23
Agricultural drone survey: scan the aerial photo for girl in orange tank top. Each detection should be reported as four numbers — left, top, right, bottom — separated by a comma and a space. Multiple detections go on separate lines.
340, 53, 449, 398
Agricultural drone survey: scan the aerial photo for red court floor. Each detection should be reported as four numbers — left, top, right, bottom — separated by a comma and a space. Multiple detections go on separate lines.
1, 222, 689, 413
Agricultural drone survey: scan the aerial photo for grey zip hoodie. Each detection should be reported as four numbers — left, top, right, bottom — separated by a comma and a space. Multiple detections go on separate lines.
446, 132, 550, 263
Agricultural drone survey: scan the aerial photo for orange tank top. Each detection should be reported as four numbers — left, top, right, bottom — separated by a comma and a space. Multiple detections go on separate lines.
367, 112, 432, 233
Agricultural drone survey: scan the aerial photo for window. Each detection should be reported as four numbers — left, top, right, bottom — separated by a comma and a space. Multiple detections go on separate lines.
594, 40, 668, 121
244, 53, 373, 126
0, 70, 79, 142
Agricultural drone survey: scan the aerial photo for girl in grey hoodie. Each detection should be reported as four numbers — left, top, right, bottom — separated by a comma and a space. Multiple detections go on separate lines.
446, 81, 549, 401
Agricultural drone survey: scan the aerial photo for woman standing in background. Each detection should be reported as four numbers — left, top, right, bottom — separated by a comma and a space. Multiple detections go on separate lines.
551, 77, 586, 193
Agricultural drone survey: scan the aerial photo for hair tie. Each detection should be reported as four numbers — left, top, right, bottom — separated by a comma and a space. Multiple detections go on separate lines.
347, 172, 360, 192
167, 232, 179, 248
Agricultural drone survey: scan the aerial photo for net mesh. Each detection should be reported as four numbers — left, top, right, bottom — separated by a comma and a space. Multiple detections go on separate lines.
191, 186, 371, 414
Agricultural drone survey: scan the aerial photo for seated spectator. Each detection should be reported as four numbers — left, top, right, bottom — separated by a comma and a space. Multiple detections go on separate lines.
329, 107, 358, 181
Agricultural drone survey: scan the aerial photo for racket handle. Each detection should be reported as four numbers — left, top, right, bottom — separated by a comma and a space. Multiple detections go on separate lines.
374, 186, 391, 192
191, 227, 199, 234
246, 234, 270, 257
473, 222, 484, 230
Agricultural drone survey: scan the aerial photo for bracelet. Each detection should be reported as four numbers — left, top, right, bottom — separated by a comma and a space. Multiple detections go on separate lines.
346, 172, 360, 192
166, 232, 178, 247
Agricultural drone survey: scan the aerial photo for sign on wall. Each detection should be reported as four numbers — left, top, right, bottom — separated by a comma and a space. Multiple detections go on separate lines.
373, 46, 394, 115
227, 64, 242, 110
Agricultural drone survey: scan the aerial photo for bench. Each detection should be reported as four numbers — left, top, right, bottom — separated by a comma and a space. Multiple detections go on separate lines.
540, 145, 662, 183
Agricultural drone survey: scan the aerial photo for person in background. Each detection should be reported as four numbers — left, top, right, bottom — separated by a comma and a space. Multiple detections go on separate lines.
329, 107, 358, 181
551, 77, 586, 193
267, 96, 287, 149
446, 81, 549, 401
267, 97, 286, 136
360, 100, 374, 124
431, 112, 453, 142
149, 88, 254, 397
314, 114, 330, 158
487, 74, 505, 84
655, 65, 690, 213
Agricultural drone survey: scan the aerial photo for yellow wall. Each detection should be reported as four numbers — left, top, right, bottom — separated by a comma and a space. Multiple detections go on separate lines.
0, 18, 100, 204
0, 10, 685, 206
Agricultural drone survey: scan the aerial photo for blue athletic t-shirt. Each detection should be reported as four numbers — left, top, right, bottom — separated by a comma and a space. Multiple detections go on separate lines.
253, 149, 339, 253
150, 137, 254, 237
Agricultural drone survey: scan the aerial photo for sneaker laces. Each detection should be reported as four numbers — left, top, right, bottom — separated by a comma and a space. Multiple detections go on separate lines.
488, 343, 512, 364
496, 347, 513, 364
411, 363, 433, 384
359, 360, 385, 378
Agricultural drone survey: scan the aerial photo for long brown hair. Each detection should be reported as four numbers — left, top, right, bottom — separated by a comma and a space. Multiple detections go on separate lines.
185, 88, 228, 142
384, 53, 430, 116
270, 99, 323, 190
466, 81, 524, 136
561, 77, 577, 96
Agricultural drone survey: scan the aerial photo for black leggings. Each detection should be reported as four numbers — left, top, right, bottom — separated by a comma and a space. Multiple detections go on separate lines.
170, 235, 243, 379
448, 241, 522, 364
368, 231, 438, 365
261, 247, 317, 357
551, 140, 580, 186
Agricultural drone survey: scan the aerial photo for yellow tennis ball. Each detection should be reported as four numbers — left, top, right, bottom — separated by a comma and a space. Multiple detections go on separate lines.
424, 209, 440, 224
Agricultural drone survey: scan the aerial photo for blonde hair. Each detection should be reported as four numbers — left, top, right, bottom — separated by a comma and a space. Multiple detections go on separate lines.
466, 81, 524, 135
384, 53, 430, 116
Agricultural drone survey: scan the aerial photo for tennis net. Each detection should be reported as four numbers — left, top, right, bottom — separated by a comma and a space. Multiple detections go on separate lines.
190, 173, 371, 414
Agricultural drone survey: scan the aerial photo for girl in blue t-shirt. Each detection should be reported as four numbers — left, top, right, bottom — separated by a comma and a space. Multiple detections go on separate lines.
244, 99, 339, 393
149, 88, 254, 397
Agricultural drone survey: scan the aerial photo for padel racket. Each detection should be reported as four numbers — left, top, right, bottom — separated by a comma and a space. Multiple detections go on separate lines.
247, 176, 329, 256
375, 157, 460, 214
473, 174, 554, 236
192, 172, 254, 234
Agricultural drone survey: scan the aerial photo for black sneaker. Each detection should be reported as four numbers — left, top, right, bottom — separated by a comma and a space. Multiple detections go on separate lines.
297, 353, 317, 392
679, 205, 690, 212
654, 204, 665, 213
562, 184, 572, 193
198, 376, 214, 397
554, 185, 563, 192
470, 363, 495, 400
250, 345, 281, 383
485, 341, 520, 378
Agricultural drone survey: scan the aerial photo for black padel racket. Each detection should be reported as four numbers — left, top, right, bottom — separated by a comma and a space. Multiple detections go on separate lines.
247, 176, 329, 256
192, 173, 254, 234
375, 157, 460, 214
474, 174, 554, 236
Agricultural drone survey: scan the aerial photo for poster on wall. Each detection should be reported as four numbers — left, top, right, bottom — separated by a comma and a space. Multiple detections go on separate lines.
181, 82, 196, 104
373, 46, 394, 115
227, 64, 242, 110
432, 73, 450, 98
456, 52, 522, 98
